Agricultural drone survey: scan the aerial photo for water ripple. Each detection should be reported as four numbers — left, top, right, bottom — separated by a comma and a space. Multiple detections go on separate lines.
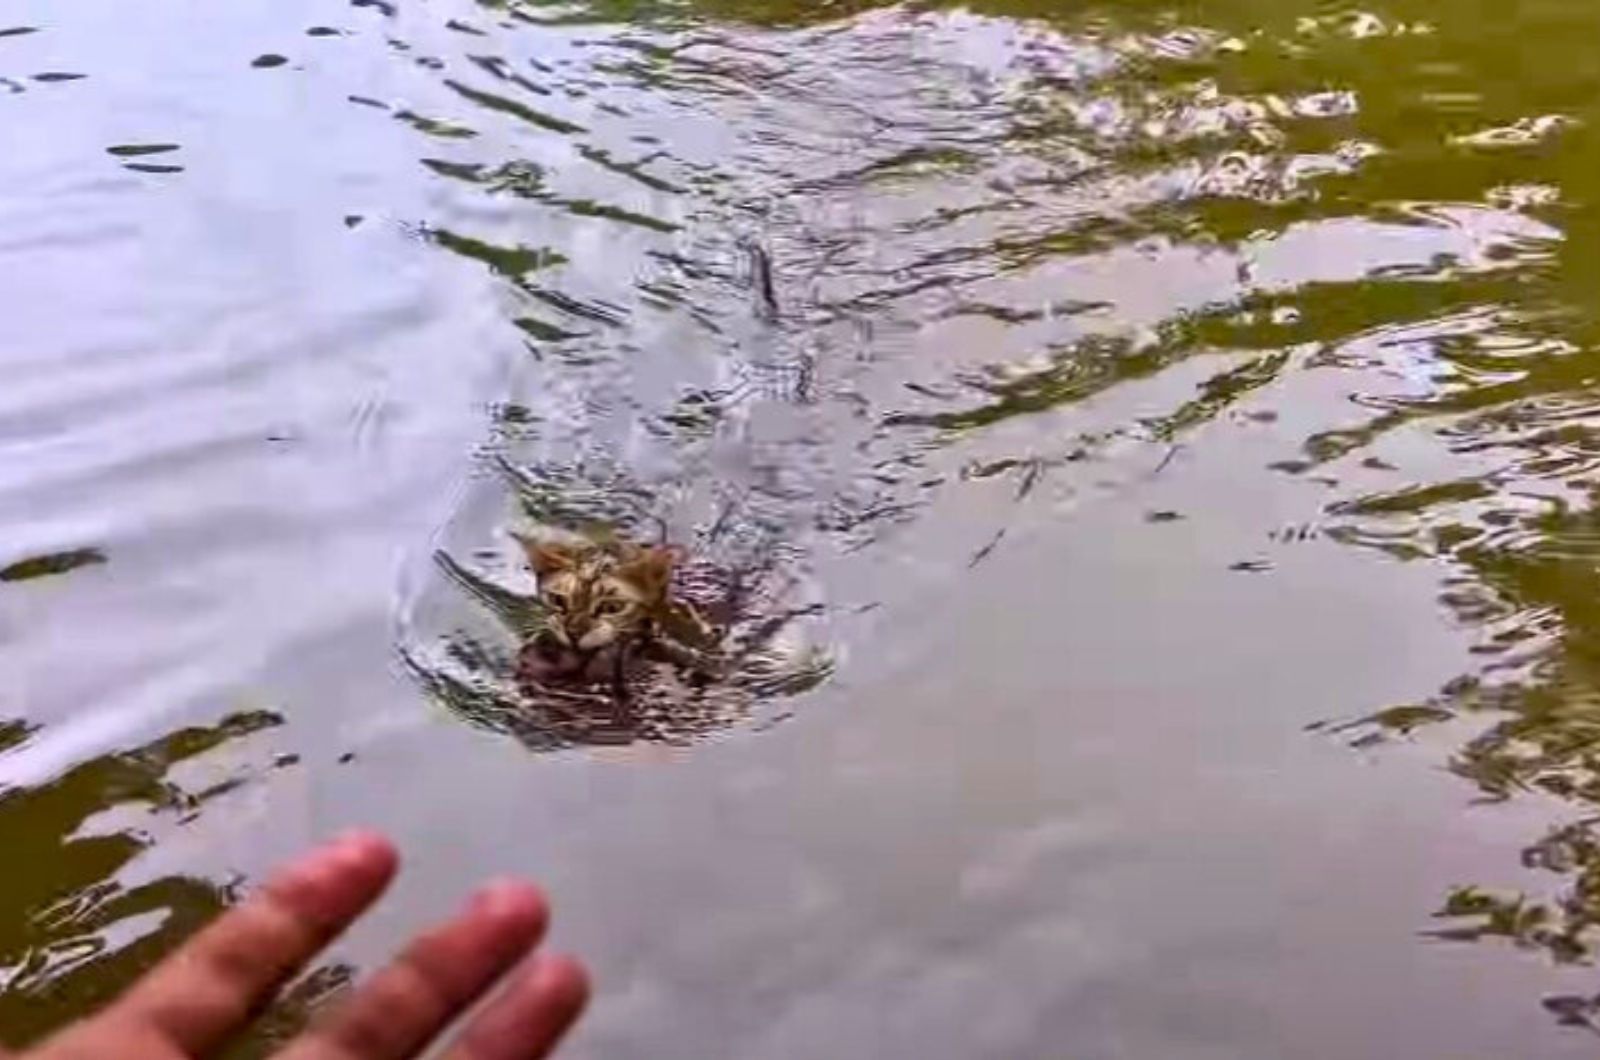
7, 0, 1600, 1050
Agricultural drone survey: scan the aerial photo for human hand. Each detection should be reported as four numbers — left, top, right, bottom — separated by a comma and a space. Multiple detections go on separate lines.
2, 832, 589, 1060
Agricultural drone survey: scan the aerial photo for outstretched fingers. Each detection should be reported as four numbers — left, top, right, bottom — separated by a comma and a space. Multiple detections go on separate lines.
78, 831, 399, 1057
278, 879, 552, 1060
444, 953, 590, 1060
28, 831, 588, 1060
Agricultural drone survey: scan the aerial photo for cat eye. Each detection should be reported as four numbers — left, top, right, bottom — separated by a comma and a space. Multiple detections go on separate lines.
595, 599, 626, 617
545, 590, 569, 607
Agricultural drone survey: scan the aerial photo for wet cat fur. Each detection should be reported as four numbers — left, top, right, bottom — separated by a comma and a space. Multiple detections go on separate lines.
514, 535, 720, 689
522, 536, 675, 654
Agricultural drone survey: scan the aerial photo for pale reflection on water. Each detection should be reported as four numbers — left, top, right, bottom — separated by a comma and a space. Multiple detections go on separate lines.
4, 0, 1600, 1054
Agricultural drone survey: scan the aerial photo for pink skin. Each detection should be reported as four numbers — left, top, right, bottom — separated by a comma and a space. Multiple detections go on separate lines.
3, 832, 589, 1060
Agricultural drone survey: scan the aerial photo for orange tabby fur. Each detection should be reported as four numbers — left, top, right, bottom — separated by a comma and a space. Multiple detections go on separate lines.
519, 537, 675, 653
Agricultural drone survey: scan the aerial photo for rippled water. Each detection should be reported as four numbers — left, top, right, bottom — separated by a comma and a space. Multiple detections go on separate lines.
4, 0, 1600, 1054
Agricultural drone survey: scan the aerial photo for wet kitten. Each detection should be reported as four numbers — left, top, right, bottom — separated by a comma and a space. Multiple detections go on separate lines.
522, 537, 674, 655
514, 535, 721, 692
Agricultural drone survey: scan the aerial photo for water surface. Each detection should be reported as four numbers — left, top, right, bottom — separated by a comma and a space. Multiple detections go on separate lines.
4, 0, 1600, 1054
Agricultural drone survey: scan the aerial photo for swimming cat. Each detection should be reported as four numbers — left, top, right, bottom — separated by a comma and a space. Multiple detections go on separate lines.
513, 535, 722, 693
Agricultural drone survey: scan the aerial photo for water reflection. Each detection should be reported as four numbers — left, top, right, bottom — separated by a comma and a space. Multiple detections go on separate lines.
6, 0, 1600, 1048
0, 713, 344, 1052
1336, 467, 1600, 971
0, 548, 105, 584
417, 0, 1600, 1024
383, 0, 1600, 943
399, 0, 1570, 759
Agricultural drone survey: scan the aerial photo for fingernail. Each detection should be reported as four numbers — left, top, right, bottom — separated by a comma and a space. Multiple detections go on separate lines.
469, 879, 544, 925
265, 829, 397, 909
320, 830, 396, 874
527, 953, 591, 1010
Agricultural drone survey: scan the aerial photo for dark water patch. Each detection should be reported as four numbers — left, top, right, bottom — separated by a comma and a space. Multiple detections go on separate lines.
884, 333, 1161, 433
426, 227, 566, 279
31, 72, 85, 83
1329, 480, 1498, 519
105, 143, 179, 158
419, 156, 486, 185
940, 299, 1110, 325
306, 26, 343, 37
521, 286, 627, 327
393, 108, 476, 139
419, 156, 675, 235
559, 197, 677, 233
514, 316, 587, 342
122, 163, 185, 174
0, 719, 39, 755
420, 157, 547, 197
1145, 349, 1294, 440
443, 79, 585, 135
0, 26, 38, 39
1331, 703, 1458, 743
576, 144, 683, 194
251, 53, 289, 68
350, 0, 395, 16
1542, 992, 1600, 1035
0, 548, 105, 583
420, 157, 487, 183
0, 712, 317, 1048
466, 54, 550, 96
479, 160, 546, 197
827, 146, 988, 190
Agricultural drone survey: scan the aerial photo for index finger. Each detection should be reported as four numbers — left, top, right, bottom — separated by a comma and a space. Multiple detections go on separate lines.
103, 831, 398, 1056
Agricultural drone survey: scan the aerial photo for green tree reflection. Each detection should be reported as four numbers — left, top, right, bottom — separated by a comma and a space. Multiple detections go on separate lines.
0, 712, 351, 1054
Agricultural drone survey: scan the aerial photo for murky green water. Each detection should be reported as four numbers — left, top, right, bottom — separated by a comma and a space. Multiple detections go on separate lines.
4, 0, 1600, 1054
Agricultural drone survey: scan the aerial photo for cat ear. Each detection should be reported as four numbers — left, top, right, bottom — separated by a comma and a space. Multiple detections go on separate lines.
619, 546, 674, 597
515, 535, 576, 576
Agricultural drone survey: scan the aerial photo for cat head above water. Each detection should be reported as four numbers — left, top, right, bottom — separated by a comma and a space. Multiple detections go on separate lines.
517, 536, 675, 653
